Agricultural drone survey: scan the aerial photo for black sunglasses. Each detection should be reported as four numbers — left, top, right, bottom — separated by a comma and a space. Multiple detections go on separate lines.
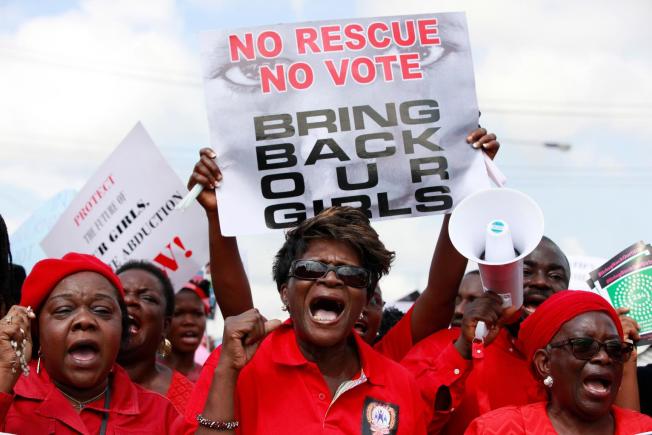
289, 260, 370, 289
548, 337, 634, 363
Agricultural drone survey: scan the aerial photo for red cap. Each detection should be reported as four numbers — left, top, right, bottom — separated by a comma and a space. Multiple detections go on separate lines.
21, 252, 124, 311
517, 290, 623, 365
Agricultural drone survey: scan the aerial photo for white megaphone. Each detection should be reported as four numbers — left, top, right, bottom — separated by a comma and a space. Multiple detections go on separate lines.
449, 188, 544, 340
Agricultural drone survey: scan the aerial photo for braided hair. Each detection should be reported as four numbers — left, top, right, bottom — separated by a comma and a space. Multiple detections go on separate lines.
0, 215, 14, 315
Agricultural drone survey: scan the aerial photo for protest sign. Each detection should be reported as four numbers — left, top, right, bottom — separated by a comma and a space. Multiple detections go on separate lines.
567, 255, 606, 291
589, 241, 652, 344
596, 253, 652, 343
586, 240, 648, 288
41, 123, 209, 289
200, 12, 490, 235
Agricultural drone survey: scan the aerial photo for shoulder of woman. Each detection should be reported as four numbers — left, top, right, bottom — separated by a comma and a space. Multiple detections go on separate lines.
611, 405, 652, 432
466, 405, 530, 433
167, 370, 194, 413
130, 383, 195, 433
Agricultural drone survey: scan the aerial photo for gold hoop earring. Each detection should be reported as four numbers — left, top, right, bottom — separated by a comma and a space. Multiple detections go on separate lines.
36, 348, 42, 374
157, 338, 172, 359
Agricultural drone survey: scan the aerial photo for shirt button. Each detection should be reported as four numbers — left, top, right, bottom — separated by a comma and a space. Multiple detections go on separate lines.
509, 347, 514, 352
453, 369, 460, 375
318, 393, 326, 400
451, 407, 455, 412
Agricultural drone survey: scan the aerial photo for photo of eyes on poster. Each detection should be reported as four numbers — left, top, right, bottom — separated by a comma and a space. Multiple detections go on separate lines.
200, 12, 490, 236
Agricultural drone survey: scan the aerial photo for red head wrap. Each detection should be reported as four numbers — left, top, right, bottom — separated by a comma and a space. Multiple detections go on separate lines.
517, 290, 623, 365
181, 282, 210, 315
21, 252, 125, 311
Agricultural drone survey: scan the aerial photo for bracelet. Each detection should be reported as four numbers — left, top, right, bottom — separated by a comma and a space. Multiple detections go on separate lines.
196, 414, 239, 431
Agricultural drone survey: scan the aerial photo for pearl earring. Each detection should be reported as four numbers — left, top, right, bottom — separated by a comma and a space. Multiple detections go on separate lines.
543, 376, 554, 388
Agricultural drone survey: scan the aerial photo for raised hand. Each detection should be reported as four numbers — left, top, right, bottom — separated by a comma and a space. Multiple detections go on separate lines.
188, 148, 223, 213
467, 128, 499, 160
616, 307, 641, 344
0, 305, 35, 393
454, 291, 504, 359
219, 309, 281, 372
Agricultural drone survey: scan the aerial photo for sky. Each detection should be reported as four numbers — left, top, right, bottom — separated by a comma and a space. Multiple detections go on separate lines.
1, 0, 651, 331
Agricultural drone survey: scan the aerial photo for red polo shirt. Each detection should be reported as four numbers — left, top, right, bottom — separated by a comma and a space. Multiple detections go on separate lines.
401, 328, 546, 434
374, 306, 414, 362
0, 362, 193, 434
187, 320, 427, 434
466, 402, 652, 434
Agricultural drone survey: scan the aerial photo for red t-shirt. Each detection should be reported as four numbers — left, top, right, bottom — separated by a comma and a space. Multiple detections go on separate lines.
401, 328, 546, 435
465, 402, 652, 434
167, 369, 194, 415
374, 306, 414, 362
0, 363, 193, 434
187, 320, 427, 434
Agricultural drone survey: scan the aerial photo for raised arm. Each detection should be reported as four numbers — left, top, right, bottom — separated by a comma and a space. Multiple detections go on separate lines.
409, 128, 499, 343
0, 305, 34, 423
614, 307, 641, 411
196, 309, 280, 434
188, 148, 253, 318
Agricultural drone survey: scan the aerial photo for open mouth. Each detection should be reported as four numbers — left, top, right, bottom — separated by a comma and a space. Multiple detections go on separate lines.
127, 314, 141, 336
68, 340, 100, 365
180, 330, 200, 344
523, 293, 549, 314
354, 317, 368, 335
309, 296, 345, 324
582, 374, 613, 399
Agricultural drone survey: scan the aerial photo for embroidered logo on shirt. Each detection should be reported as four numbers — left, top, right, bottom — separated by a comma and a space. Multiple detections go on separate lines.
361, 396, 398, 435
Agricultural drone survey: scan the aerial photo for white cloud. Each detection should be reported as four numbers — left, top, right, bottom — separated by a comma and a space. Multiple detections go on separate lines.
0, 165, 85, 202
560, 236, 589, 257
0, 0, 211, 233
357, 0, 652, 144
185, 0, 229, 13
0, 0, 206, 168
289, 0, 306, 19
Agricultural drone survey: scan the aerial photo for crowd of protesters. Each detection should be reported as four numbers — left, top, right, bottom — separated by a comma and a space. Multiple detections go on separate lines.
0, 125, 651, 434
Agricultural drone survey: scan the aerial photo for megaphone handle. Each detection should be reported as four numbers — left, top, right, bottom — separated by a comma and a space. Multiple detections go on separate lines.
484, 153, 507, 187
475, 320, 488, 341
472, 320, 488, 359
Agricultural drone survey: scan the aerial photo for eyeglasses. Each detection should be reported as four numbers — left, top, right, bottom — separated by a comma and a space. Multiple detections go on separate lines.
548, 337, 634, 363
289, 260, 370, 288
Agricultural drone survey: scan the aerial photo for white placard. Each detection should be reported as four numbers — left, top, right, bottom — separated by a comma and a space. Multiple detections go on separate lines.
41, 123, 209, 289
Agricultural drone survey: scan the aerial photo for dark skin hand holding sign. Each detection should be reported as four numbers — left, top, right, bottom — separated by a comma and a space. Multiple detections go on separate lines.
188, 127, 499, 345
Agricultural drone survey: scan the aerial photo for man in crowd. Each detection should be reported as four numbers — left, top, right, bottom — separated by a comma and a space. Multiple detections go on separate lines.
400, 236, 571, 434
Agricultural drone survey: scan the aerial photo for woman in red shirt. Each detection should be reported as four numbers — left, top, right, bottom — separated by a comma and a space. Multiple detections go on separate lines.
164, 280, 209, 382
466, 290, 652, 434
189, 207, 427, 434
0, 252, 191, 433
116, 260, 194, 413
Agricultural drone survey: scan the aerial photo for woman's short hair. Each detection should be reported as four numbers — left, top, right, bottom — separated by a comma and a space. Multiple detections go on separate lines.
272, 207, 395, 299
116, 260, 175, 318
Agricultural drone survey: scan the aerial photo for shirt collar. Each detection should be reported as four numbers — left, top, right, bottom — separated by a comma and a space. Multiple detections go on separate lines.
270, 319, 310, 367
270, 318, 387, 386
94, 364, 141, 415
14, 362, 142, 416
